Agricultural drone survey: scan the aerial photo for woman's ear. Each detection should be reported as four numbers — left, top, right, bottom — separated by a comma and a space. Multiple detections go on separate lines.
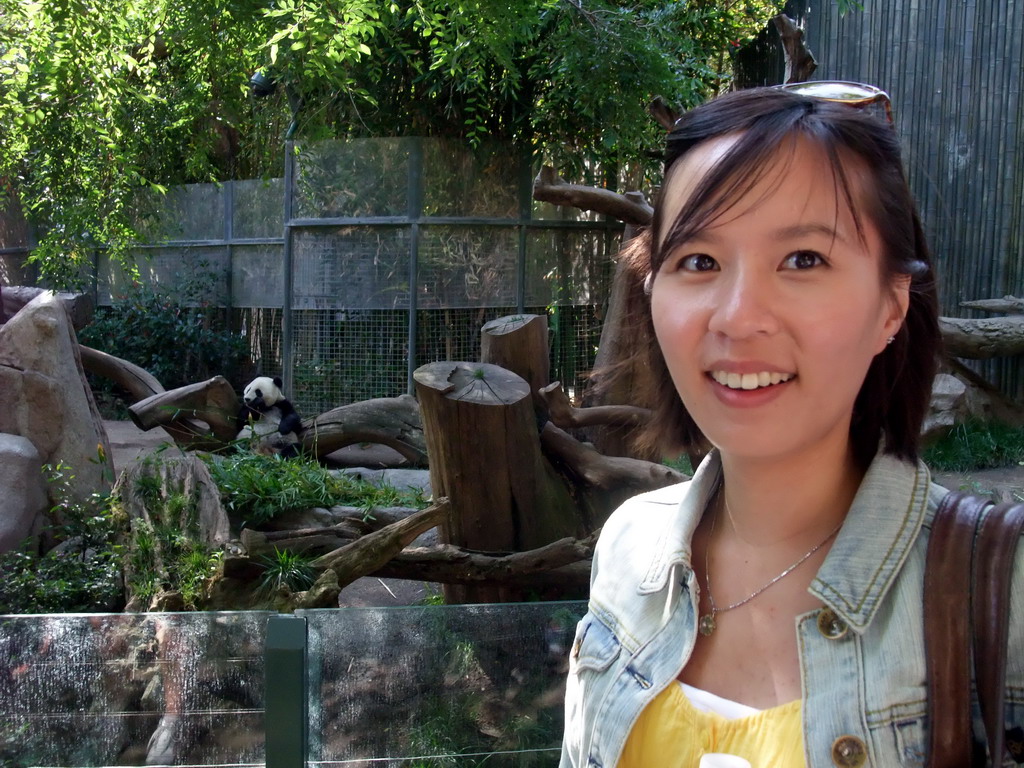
882, 274, 912, 342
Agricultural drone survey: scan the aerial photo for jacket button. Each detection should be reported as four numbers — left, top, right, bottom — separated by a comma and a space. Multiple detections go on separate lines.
818, 608, 849, 640
831, 735, 867, 767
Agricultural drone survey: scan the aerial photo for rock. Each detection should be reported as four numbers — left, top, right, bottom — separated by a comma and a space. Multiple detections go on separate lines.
0, 433, 47, 553
922, 373, 969, 439
0, 286, 95, 331
0, 292, 113, 519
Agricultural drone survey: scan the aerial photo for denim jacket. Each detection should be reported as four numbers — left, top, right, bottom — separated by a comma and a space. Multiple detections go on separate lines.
560, 450, 1024, 768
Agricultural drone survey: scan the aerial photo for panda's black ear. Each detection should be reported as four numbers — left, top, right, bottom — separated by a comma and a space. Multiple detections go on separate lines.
273, 376, 284, 388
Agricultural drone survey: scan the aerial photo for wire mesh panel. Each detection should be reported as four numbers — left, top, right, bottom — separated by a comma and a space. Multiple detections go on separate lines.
418, 225, 519, 309
421, 140, 521, 218
525, 228, 619, 401
134, 183, 227, 243
233, 178, 285, 239
233, 243, 286, 309
97, 246, 231, 307
302, 601, 586, 767
0, 611, 269, 768
415, 306, 521, 368
293, 139, 411, 219
290, 227, 411, 411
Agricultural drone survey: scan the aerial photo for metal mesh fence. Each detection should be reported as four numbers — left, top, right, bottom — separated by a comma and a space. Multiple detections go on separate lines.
4, 140, 622, 416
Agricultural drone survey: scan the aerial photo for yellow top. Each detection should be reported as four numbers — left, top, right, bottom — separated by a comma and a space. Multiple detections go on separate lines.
617, 683, 806, 768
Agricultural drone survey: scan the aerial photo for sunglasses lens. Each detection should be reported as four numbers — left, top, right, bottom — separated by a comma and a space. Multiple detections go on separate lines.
779, 80, 887, 103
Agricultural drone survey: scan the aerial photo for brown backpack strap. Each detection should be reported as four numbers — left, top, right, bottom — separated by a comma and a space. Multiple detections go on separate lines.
926, 491, 991, 768
973, 501, 1024, 764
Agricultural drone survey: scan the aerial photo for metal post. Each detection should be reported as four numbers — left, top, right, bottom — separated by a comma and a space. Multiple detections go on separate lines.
225, 180, 235, 317
264, 614, 308, 768
406, 138, 424, 394
282, 141, 296, 395
516, 148, 532, 314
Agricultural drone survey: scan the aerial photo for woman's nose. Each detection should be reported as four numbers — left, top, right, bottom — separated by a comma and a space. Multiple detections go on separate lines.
706, 270, 781, 339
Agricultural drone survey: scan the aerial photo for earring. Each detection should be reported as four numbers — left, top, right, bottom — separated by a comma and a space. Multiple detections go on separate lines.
886, 335, 896, 345
643, 273, 654, 296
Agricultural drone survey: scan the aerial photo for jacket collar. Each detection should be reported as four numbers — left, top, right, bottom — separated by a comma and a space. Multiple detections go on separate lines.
635, 449, 932, 633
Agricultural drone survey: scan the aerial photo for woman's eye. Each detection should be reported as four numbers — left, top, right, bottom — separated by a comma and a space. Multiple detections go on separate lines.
781, 250, 826, 270
679, 254, 719, 272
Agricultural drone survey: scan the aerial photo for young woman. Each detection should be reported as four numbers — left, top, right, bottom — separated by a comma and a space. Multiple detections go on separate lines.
560, 87, 1023, 767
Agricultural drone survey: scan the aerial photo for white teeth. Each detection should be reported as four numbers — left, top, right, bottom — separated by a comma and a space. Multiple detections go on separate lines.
711, 370, 793, 390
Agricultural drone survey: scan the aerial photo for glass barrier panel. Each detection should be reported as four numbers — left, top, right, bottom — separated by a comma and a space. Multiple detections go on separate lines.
301, 601, 586, 767
0, 611, 271, 768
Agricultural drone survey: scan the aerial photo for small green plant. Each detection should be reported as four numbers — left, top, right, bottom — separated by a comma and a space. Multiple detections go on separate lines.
0, 463, 123, 614
923, 419, 1024, 472
662, 453, 694, 475
203, 452, 427, 525
258, 548, 317, 596
79, 278, 248, 413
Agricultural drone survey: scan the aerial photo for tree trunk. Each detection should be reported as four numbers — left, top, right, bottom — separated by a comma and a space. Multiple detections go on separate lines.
414, 361, 583, 602
480, 314, 550, 412
773, 13, 817, 84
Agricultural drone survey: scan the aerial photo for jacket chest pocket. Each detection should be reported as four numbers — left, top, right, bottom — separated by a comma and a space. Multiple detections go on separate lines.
570, 614, 621, 675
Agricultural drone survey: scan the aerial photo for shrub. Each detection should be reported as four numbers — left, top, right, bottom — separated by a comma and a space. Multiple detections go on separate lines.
0, 464, 123, 614
79, 280, 249, 403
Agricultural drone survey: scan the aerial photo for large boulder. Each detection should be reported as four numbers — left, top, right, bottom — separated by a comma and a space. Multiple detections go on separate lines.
0, 433, 47, 551
0, 292, 113, 528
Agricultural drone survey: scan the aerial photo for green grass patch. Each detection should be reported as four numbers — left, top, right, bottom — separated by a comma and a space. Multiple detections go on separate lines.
203, 452, 427, 525
923, 419, 1024, 472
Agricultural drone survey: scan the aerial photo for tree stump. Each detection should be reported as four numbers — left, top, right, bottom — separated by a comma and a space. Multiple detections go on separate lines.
480, 314, 550, 412
414, 361, 582, 602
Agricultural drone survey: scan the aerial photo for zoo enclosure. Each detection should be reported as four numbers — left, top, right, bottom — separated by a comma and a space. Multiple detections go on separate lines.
1, 138, 624, 418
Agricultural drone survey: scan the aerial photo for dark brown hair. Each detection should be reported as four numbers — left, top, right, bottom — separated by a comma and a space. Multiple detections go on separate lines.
623, 87, 940, 468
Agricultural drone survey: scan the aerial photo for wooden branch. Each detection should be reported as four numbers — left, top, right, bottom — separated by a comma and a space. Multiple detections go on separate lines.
960, 296, 1024, 315
940, 315, 1024, 359
302, 394, 426, 466
372, 534, 596, 586
539, 381, 651, 430
313, 499, 450, 589
129, 376, 239, 442
773, 13, 817, 84
541, 422, 684, 490
375, 556, 592, 589
532, 166, 653, 226
649, 96, 680, 131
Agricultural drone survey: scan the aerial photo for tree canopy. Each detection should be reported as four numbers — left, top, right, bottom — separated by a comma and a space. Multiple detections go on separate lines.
0, 0, 784, 284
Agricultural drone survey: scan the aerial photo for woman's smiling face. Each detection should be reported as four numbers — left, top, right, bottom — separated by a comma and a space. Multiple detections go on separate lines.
650, 134, 909, 464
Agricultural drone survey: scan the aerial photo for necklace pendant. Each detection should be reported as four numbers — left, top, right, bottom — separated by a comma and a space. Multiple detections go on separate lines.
698, 613, 716, 636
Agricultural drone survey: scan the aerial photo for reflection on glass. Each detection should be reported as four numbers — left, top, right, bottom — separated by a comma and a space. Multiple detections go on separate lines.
303, 601, 586, 766
0, 612, 268, 767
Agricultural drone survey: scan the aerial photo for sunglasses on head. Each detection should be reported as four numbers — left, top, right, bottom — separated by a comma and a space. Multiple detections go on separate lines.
776, 80, 893, 124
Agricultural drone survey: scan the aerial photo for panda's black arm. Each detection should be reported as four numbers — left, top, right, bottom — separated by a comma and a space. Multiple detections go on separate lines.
276, 400, 303, 436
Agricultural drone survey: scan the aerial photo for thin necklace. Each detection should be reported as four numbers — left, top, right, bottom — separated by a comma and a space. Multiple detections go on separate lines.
698, 493, 843, 637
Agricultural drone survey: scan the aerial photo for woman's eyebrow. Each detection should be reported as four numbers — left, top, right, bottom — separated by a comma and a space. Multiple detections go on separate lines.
772, 222, 846, 243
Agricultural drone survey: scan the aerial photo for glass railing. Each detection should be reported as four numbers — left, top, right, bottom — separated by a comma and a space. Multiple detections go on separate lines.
1, 601, 586, 767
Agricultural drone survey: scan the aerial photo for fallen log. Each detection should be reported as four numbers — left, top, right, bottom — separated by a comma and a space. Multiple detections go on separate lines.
129, 376, 239, 442
301, 394, 427, 466
312, 499, 450, 589
372, 537, 595, 589
959, 296, 1024, 315
940, 315, 1024, 359
80, 344, 220, 448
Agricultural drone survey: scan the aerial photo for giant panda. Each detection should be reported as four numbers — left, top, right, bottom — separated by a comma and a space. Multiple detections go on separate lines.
235, 376, 303, 458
